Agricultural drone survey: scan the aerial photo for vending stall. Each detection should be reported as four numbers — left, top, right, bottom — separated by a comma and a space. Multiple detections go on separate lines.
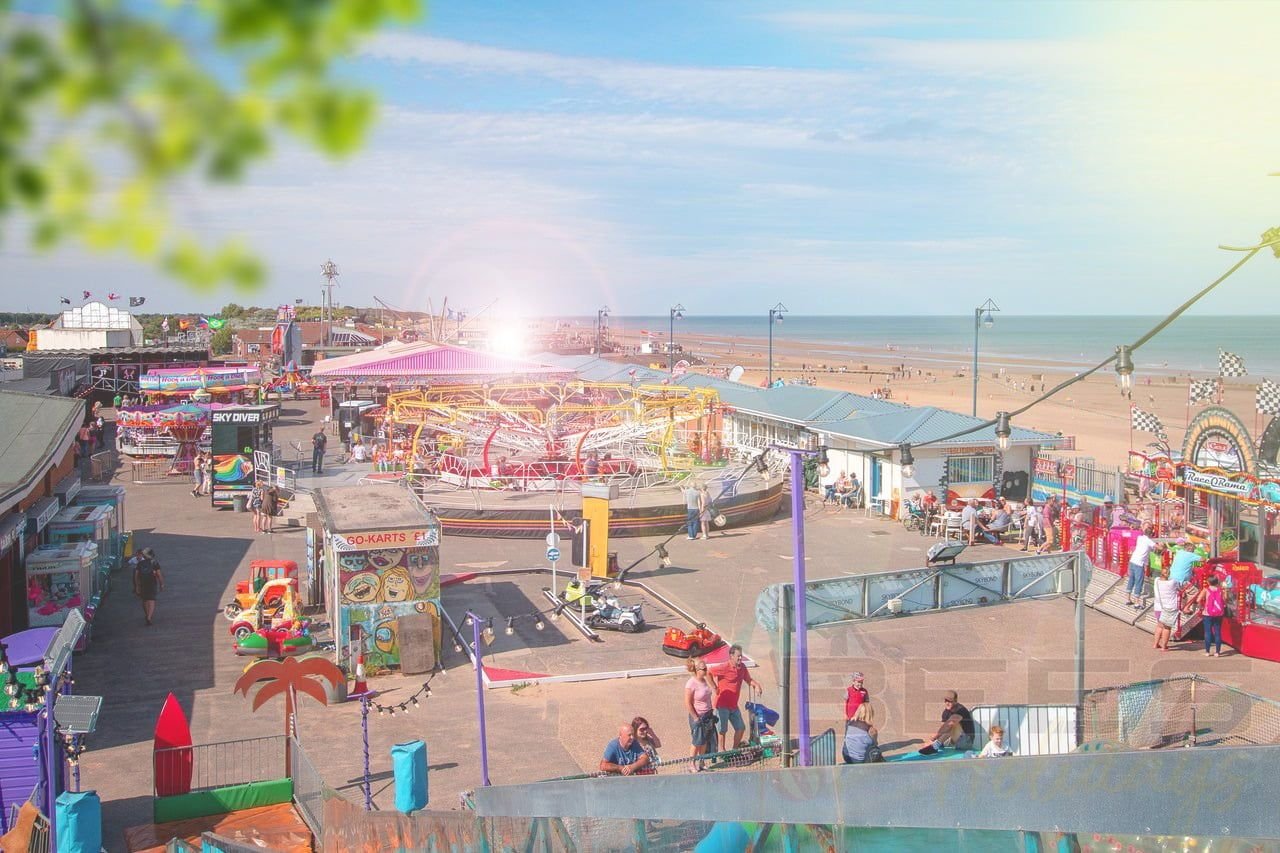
25, 543, 97, 633
44, 504, 116, 598
210, 404, 280, 508
313, 486, 441, 673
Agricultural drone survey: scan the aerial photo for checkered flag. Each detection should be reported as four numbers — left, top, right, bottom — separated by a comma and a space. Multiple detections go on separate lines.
1131, 406, 1166, 439
1219, 349, 1248, 378
1258, 379, 1280, 415
1188, 378, 1217, 405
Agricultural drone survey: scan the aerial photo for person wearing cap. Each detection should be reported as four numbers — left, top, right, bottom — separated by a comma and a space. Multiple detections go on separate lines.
844, 672, 869, 721
132, 547, 165, 626
918, 689, 975, 755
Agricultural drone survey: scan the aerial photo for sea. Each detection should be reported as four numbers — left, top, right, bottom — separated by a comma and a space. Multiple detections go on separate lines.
601, 315, 1280, 377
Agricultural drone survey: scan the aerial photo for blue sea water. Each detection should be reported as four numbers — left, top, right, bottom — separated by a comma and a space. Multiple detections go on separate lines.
605, 315, 1280, 376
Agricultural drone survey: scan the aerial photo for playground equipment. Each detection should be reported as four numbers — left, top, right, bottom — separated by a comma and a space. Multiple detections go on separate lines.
584, 595, 645, 633
661, 624, 724, 658
224, 560, 299, 619
383, 381, 719, 488
228, 578, 303, 642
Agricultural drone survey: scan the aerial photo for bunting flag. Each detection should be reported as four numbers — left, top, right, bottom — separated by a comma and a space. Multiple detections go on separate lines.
59, 297, 71, 305
1257, 379, 1280, 416
81, 290, 91, 300
129, 296, 146, 307
1188, 378, 1218, 404
205, 317, 226, 330
446, 308, 457, 321
1219, 349, 1248, 378
107, 292, 120, 301
1131, 406, 1167, 439
178, 319, 191, 331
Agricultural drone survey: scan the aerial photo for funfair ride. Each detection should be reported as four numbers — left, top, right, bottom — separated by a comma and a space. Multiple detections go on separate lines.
379, 381, 783, 539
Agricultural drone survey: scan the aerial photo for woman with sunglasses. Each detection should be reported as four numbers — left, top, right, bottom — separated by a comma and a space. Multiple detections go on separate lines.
631, 716, 663, 765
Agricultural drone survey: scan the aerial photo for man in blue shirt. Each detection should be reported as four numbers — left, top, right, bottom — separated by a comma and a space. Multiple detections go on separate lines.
600, 723, 651, 775
1169, 540, 1204, 584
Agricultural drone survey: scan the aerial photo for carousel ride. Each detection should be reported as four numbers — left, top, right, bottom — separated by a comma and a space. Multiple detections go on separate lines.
380, 381, 782, 538
115, 402, 212, 463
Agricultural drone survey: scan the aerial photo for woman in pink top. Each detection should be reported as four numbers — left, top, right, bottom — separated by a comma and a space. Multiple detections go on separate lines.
684, 658, 717, 770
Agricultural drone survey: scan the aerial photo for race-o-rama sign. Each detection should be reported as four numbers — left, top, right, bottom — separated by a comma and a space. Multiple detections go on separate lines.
1175, 463, 1280, 508
1181, 406, 1257, 475
332, 527, 440, 551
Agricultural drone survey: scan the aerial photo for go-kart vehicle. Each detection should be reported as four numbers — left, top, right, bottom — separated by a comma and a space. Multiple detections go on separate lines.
228, 578, 303, 642
560, 578, 607, 612
586, 595, 644, 633
224, 559, 298, 620
661, 623, 724, 658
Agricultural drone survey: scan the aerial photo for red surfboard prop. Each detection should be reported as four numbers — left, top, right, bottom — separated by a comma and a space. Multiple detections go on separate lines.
153, 692, 194, 796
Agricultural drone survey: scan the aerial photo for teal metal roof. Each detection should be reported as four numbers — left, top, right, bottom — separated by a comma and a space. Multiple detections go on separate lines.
0, 390, 84, 512
822, 407, 1060, 448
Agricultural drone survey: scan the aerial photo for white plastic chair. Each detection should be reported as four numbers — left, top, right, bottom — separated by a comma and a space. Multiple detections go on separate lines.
943, 512, 965, 542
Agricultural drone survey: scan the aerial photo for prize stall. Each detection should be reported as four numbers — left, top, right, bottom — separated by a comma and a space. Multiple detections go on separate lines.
73, 485, 130, 568
312, 486, 441, 673
44, 504, 116, 598
25, 543, 98, 637
210, 404, 280, 508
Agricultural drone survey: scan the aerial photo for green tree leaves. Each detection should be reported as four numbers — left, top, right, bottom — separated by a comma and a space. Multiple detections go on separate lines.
0, 0, 420, 290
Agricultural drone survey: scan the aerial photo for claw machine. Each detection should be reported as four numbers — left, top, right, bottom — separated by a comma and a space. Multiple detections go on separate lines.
25, 543, 98, 644
72, 484, 128, 570
44, 504, 115, 601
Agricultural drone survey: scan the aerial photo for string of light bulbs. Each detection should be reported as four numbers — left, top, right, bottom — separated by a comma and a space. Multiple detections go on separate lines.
372, 675, 435, 717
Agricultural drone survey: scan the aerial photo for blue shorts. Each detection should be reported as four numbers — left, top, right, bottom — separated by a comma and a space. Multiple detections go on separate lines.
715, 707, 744, 734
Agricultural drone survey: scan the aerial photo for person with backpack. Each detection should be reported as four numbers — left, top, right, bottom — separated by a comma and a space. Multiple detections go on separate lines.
841, 703, 883, 763
132, 548, 165, 626
1193, 575, 1227, 657
311, 428, 328, 474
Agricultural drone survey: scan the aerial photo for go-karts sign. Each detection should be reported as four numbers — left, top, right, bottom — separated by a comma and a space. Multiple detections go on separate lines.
332, 527, 439, 551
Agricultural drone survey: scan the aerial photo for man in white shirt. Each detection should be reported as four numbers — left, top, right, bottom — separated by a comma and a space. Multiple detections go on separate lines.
1125, 524, 1162, 608
960, 500, 980, 545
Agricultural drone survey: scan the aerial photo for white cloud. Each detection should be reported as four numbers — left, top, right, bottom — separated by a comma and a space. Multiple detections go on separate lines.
363, 33, 865, 109
758, 11, 964, 31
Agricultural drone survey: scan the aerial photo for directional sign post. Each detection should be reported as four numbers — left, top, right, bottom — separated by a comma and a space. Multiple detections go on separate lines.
546, 547, 561, 562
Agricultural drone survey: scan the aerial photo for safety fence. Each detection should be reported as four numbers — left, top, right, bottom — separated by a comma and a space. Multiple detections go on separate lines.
88, 449, 118, 484
289, 736, 332, 839
971, 705, 1078, 756
154, 735, 287, 796
1080, 674, 1280, 750
130, 458, 189, 484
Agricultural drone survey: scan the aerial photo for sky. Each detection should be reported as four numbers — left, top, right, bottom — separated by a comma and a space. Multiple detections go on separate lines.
2, 0, 1279, 316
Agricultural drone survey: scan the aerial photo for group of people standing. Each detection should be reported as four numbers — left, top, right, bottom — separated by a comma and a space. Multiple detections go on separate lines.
189, 451, 213, 497
1126, 528, 1227, 656
682, 483, 715, 540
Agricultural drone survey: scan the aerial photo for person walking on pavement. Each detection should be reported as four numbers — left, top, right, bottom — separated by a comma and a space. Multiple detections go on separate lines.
132, 548, 165, 626
683, 483, 700, 540
311, 427, 327, 474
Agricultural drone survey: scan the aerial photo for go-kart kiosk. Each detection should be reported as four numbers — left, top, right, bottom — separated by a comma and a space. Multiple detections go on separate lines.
210, 403, 280, 508
313, 486, 441, 673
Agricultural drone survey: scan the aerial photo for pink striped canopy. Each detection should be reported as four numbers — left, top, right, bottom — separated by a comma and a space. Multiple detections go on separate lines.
309, 342, 568, 381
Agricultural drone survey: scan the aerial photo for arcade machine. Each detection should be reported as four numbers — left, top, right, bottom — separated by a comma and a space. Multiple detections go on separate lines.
211, 403, 280, 509
44, 504, 115, 600
73, 485, 130, 568
25, 543, 98, 641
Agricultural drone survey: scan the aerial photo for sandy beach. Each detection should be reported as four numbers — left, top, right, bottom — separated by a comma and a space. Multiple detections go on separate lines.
604, 327, 1270, 471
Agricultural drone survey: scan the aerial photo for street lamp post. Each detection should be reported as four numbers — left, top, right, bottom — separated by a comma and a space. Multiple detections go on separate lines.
461, 611, 493, 787
768, 303, 788, 386
595, 306, 610, 355
971, 299, 1000, 416
771, 441, 827, 767
668, 304, 685, 373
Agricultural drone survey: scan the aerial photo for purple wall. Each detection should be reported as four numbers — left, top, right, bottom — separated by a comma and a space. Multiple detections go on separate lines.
0, 712, 41, 832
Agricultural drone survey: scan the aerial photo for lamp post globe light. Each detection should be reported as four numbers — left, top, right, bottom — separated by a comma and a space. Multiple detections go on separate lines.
768, 303, 788, 386
668, 304, 685, 373
971, 298, 1000, 416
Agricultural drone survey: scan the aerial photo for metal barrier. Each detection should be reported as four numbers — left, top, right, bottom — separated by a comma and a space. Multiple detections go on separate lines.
971, 705, 1078, 756
89, 449, 118, 483
1081, 674, 1280, 749
289, 736, 331, 839
130, 458, 187, 484
154, 735, 287, 796
809, 727, 837, 766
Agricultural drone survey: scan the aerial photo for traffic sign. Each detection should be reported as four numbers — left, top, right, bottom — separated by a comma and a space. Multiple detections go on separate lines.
546, 547, 561, 562
545, 532, 560, 548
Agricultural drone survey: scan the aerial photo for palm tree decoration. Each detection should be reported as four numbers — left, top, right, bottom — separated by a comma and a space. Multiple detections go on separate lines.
234, 655, 344, 774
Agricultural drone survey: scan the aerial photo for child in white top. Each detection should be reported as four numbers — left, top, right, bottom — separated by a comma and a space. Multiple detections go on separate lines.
977, 724, 1013, 758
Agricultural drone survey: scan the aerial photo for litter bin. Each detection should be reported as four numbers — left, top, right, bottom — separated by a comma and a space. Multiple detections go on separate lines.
232, 494, 248, 513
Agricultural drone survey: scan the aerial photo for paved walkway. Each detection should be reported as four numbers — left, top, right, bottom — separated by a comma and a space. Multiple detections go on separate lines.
77, 400, 1280, 845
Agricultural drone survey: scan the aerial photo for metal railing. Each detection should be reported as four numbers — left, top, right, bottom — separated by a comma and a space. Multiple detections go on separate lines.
154, 734, 287, 796
971, 704, 1078, 756
1081, 674, 1280, 750
289, 736, 331, 839
130, 458, 188, 484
